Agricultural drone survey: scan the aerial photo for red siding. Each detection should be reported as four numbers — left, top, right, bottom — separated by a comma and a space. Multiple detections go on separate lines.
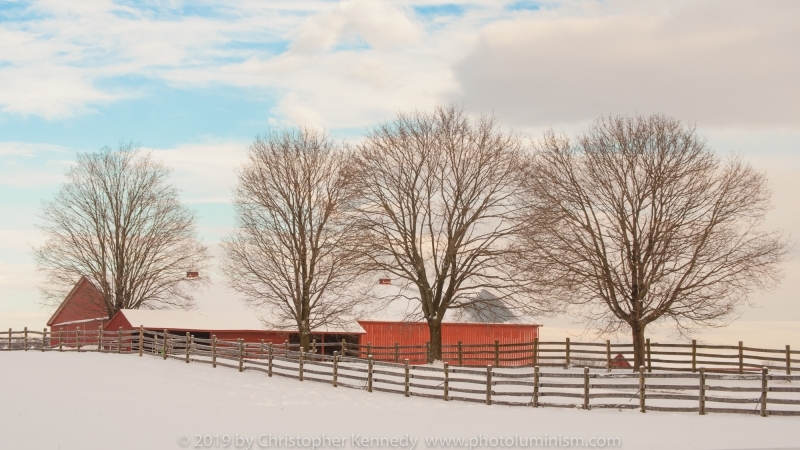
358, 321, 539, 347
47, 277, 110, 346
358, 321, 540, 366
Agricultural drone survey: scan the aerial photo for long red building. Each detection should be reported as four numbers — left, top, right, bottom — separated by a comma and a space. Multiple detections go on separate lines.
46, 278, 541, 364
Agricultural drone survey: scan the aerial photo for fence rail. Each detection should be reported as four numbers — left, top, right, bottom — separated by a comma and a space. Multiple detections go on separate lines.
3, 327, 800, 418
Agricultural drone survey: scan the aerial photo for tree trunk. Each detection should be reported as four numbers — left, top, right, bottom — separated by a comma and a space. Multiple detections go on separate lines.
428, 321, 443, 363
298, 316, 312, 353
299, 330, 311, 352
631, 323, 646, 371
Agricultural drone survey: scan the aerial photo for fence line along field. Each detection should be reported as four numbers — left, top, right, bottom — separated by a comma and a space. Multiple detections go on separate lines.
4, 327, 800, 417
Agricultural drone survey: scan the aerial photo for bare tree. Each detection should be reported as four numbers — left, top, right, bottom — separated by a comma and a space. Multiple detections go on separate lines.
35, 143, 210, 318
351, 105, 540, 362
222, 128, 362, 351
514, 114, 789, 368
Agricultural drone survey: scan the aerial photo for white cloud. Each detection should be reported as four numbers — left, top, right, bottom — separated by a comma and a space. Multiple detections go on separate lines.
3, 1, 798, 129
0, 142, 72, 187
147, 140, 248, 203
0, 0, 478, 126
452, 0, 800, 129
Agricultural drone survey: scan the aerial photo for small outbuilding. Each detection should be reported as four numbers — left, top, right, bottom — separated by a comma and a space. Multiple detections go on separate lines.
105, 309, 365, 349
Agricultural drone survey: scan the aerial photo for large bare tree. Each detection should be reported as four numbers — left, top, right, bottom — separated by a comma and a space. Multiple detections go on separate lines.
222, 128, 362, 351
35, 143, 210, 318
351, 105, 539, 362
514, 114, 788, 368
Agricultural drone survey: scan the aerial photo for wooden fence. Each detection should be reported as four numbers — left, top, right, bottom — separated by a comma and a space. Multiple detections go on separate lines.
4, 327, 800, 417
337, 337, 797, 374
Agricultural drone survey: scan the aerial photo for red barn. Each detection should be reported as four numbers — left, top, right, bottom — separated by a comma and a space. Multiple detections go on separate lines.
358, 321, 539, 348
356, 286, 541, 365
47, 276, 110, 335
105, 309, 365, 350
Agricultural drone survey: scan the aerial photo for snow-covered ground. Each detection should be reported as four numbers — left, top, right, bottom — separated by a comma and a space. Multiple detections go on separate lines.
1, 352, 797, 450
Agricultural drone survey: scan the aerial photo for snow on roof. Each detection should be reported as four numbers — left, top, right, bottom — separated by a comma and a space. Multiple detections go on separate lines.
117, 309, 365, 334
360, 283, 540, 325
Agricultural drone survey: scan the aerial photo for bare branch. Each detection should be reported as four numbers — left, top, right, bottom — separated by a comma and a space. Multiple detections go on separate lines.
513, 114, 790, 367
350, 104, 547, 361
222, 128, 367, 350
34, 143, 210, 318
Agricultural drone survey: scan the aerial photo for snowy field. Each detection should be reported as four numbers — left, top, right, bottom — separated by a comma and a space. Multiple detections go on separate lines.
1, 352, 798, 450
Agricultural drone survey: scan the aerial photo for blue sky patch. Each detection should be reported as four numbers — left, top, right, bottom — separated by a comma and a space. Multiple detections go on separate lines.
0, 80, 278, 150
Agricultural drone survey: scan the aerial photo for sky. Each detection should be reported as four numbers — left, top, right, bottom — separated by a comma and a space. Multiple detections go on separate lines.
1, 0, 798, 347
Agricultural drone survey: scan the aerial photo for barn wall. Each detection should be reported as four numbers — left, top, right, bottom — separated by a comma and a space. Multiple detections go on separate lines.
48, 278, 110, 344
358, 321, 539, 347
48, 321, 111, 347
48, 279, 107, 324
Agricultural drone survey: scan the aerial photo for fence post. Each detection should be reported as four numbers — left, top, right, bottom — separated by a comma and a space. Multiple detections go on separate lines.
342, 339, 346, 357
738, 341, 744, 375
404, 359, 410, 397
266, 343, 273, 377
583, 367, 590, 410
332, 352, 338, 387
698, 368, 705, 415
367, 355, 373, 393
185, 332, 190, 363
787, 345, 792, 375
638, 366, 645, 413
260, 339, 264, 359
533, 366, 539, 408
42, 328, 47, 352
298, 349, 304, 381
761, 366, 768, 417
238, 339, 244, 373
312, 339, 317, 354
7, 328, 10, 351
98, 326, 103, 351
76, 329, 80, 352
533, 337, 538, 366
494, 340, 500, 367
138, 326, 143, 357
646, 338, 652, 373
691, 339, 697, 373
367, 342, 371, 359
606, 340, 611, 372
58, 330, 63, 352
565, 337, 570, 369
162, 329, 168, 359
24, 327, 28, 351
285, 340, 290, 356
395, 343, 399, 363
443, 362, 449, 401
486, 365, 493, 405
117, 327, 122, 354
426, 341, 430, 363
211, 335, 217, 368
457, 341, 463, 367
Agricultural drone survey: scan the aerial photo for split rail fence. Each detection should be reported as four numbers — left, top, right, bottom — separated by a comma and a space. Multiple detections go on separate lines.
4, 327, 800, 417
